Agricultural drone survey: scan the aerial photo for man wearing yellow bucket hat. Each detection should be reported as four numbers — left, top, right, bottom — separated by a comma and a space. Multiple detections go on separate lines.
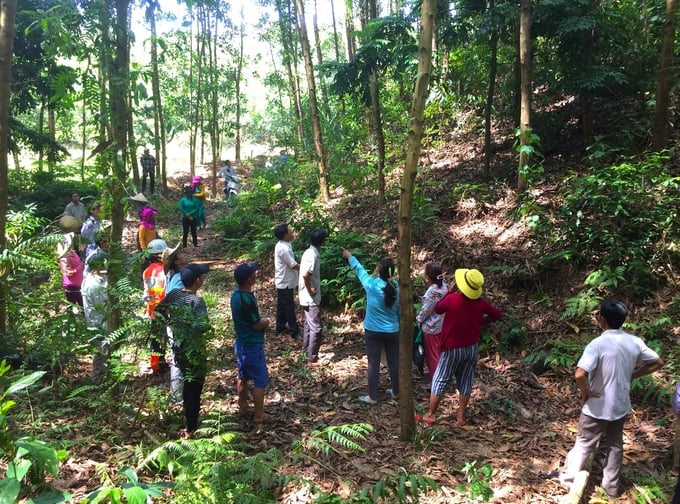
415, 268, 502, 428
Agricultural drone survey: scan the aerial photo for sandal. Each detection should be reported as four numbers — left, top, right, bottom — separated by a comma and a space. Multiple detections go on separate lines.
414, 412, 435, 426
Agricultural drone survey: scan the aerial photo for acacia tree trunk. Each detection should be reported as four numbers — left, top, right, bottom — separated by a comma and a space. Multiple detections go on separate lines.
398, 0, 435, 441
517, 0, 531, 191
295, 0, 331, 201
368, 0, 386, 200
344, 0, 356, 60
651, 0, 678, 151
483, 0, 498, 175
107, 0, 132, 332
275, 0, 304, 151
580, 0, 597, 149
235, 8, 245, 163
0, 0, 17, 335
147, 0, 166, 191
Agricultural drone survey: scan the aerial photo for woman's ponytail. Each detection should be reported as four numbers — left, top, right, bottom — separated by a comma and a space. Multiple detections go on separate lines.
378, 258, 397, 308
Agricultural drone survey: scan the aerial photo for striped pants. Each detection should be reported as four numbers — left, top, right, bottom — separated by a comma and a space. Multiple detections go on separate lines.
430, 343, 478, 397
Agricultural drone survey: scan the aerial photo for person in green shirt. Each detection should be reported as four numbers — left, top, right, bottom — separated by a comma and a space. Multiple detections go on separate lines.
231, 262, 271, 426
178, 185, 199, 248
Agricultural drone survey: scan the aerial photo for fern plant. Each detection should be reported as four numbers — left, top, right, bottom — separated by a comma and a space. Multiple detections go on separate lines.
290, 423, 374, 461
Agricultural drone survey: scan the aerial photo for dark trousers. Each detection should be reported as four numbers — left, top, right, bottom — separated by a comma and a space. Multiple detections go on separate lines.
183, 378, 204, 433
181, 217, 198, 247
276, 288, 299, 337
673, 475, 680, 504
365, 329, 400, 400
301, 304, 322, 362
64, 285, 83, 307
142, 169, 155, 194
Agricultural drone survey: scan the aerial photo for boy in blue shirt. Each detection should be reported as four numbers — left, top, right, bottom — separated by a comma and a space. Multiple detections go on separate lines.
231, 262, 271, 426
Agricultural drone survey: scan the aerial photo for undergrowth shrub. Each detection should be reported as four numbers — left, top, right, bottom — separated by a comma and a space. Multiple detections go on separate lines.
540, 152, 680, 299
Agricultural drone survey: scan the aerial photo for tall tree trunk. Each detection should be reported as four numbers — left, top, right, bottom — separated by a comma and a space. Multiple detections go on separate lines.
517, 0, 531, 191
580, 0, 597, 149
235, 7, 245, 163
651, 0, 678, 151
189, 8, 197, 176
368, 0, 386, 200
0, 0, 17, 336
345, 0, 356, 60
398, 0, 435, 441
275, 0, 304, 151
331, 0, 341, 62
107, 0, 132, 333
295, 0, 331, 201
148, 1, 165, 191
48, 106, 56, 172
483, 0, 498, 175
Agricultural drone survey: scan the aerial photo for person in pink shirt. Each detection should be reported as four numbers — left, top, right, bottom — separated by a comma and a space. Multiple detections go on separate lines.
57, 233, 84, 307
415, 267, 502, 427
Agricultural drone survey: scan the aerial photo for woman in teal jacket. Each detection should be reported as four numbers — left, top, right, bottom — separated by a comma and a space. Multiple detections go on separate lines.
342, 248, 399, 404
179, 186, 200, 248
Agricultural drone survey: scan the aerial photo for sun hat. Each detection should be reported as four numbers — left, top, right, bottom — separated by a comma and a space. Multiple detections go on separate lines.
234, 262, 259, 286
181, 263, 209, 286
56, 232, 75, 258
162, 243, 182, 273
58, 215, 80, 233
130, 193, 148, 203
146, 238, 168, 255
454, 268, 485, 300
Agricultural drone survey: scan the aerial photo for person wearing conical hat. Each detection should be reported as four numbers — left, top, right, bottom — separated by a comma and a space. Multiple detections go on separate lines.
57, 233, 83, 307
415, 268, 502, 428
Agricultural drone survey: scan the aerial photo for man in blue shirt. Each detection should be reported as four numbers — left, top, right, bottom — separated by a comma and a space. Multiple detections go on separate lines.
231, 262, 271, 426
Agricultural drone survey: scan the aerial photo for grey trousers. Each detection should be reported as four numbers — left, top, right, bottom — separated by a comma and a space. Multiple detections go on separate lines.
301, 304, 322, 362
560, 411, 626, 498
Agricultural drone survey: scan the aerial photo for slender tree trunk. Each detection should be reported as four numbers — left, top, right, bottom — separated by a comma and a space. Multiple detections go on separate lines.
108, 0, 132, 333
235, 7, 245, 164
398, 0, 435, 441
295, 0, 331, 201
483, 0, 498, 175
580, 0, 597, 149
276, 0, 304, 151
189, 8, 197, 176
148, 2, 165, 190
48, 106, 56, 171
38, 104, 45, 170
0, 0, 17, 336
368, 0, 386, 200
652, 0, 678, 151
345, 0, 356, 60
517, 0, 531, 191
331, 0, 341, 62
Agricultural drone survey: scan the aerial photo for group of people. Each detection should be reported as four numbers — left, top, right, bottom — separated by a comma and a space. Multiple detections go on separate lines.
57, 187, 670, 498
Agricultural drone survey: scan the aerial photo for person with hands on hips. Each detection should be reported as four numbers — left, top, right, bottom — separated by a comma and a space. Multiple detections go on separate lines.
557, 299, 663, 499
298, 229, 327, 365
342, 247, 400, 405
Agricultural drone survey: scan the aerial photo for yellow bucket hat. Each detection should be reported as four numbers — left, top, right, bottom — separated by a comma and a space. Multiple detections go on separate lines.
455, 268, 484, 299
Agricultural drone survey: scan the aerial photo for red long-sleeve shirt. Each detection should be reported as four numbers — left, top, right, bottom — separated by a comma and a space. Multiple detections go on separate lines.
434, 291, 503, 351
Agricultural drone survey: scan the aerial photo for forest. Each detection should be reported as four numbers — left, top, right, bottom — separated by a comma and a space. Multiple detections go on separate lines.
1, 0, 680, 502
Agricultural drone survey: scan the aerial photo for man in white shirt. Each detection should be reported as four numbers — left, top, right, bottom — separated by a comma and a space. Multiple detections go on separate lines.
558, 299, 663, 498
64, 192, 88, 225
273, 223, 300, 340
298, 228, 327, 365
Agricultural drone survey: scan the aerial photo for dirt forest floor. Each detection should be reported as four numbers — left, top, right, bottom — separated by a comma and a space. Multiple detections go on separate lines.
44, 159, 680, 503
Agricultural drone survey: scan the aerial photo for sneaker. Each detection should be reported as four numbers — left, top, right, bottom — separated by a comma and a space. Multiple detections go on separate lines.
358, 395, 378, 405
386, 388, 398, 400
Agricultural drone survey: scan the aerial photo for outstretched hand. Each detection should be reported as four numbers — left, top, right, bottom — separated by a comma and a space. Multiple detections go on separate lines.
341, 247, 352, 260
